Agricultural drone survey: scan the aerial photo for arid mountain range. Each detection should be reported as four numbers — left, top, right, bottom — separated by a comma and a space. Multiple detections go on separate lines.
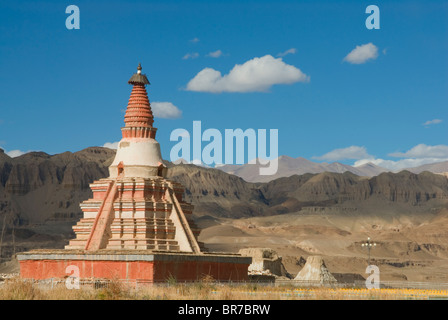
0, 147, 447, 282
216, 155, 448, 182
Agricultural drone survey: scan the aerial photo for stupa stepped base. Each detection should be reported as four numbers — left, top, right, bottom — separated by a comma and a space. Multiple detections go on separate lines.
106, 238, 181, 251
108, 218, 177, 239
17, 250, 252, 282
65, 176, 200, 252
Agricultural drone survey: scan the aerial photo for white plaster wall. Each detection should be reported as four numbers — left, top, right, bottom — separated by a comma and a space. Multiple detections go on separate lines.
109, 138, 164, 178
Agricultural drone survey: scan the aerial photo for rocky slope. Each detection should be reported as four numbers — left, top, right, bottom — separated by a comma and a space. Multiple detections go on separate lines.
216, 155, 448, 183
1, 147, 447, 225
216, 155, 389, 182
0, 147, 115, 225
406, 161, 448, 174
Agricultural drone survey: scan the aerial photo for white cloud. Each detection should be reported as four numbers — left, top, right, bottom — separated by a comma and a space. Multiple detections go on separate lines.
6, 149, 27, 158
343, 43, 379, 64
354, 157, 448, 171
277, 48, 297, 57
314, 144, 448, 171
353, 144, 448, 171
182, 52, 199, 60
103, 141, 119, 150
151, 102, 182, 119
0, 145, 33, 157
0, 146, 33, 158
173, 158, 189, 165
207, 50, 223, 58
389, 144, 448, 159
173, 158, 209, 167
186, 55, 309, 93
423, 119, 442, 126
189, 37, 200, 43
313, 146, 372, 161
191, 159, 210, 167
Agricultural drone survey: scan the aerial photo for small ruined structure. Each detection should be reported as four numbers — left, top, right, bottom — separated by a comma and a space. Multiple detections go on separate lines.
239, 248, 291, 279
294, 256, 337, 284
17, 64, 251, 282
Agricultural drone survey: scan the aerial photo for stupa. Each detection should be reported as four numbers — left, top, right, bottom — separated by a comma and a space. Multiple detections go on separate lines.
17, 64, 251, 282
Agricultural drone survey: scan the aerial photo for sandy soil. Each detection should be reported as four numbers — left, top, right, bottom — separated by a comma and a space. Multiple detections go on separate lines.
198, 209, 448, 282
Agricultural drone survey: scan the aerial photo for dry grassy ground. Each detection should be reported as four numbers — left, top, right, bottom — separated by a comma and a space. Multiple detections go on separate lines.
0, 278, 447, 300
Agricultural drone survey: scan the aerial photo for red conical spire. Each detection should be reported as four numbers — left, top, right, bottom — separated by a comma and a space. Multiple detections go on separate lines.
121, 64, 157, 139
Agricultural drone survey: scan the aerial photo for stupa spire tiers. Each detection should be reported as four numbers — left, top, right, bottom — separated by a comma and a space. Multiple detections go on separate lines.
122, 63, 156, 139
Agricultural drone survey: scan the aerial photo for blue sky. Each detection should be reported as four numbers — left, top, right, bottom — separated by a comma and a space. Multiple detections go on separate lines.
0, 0, 447, 170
